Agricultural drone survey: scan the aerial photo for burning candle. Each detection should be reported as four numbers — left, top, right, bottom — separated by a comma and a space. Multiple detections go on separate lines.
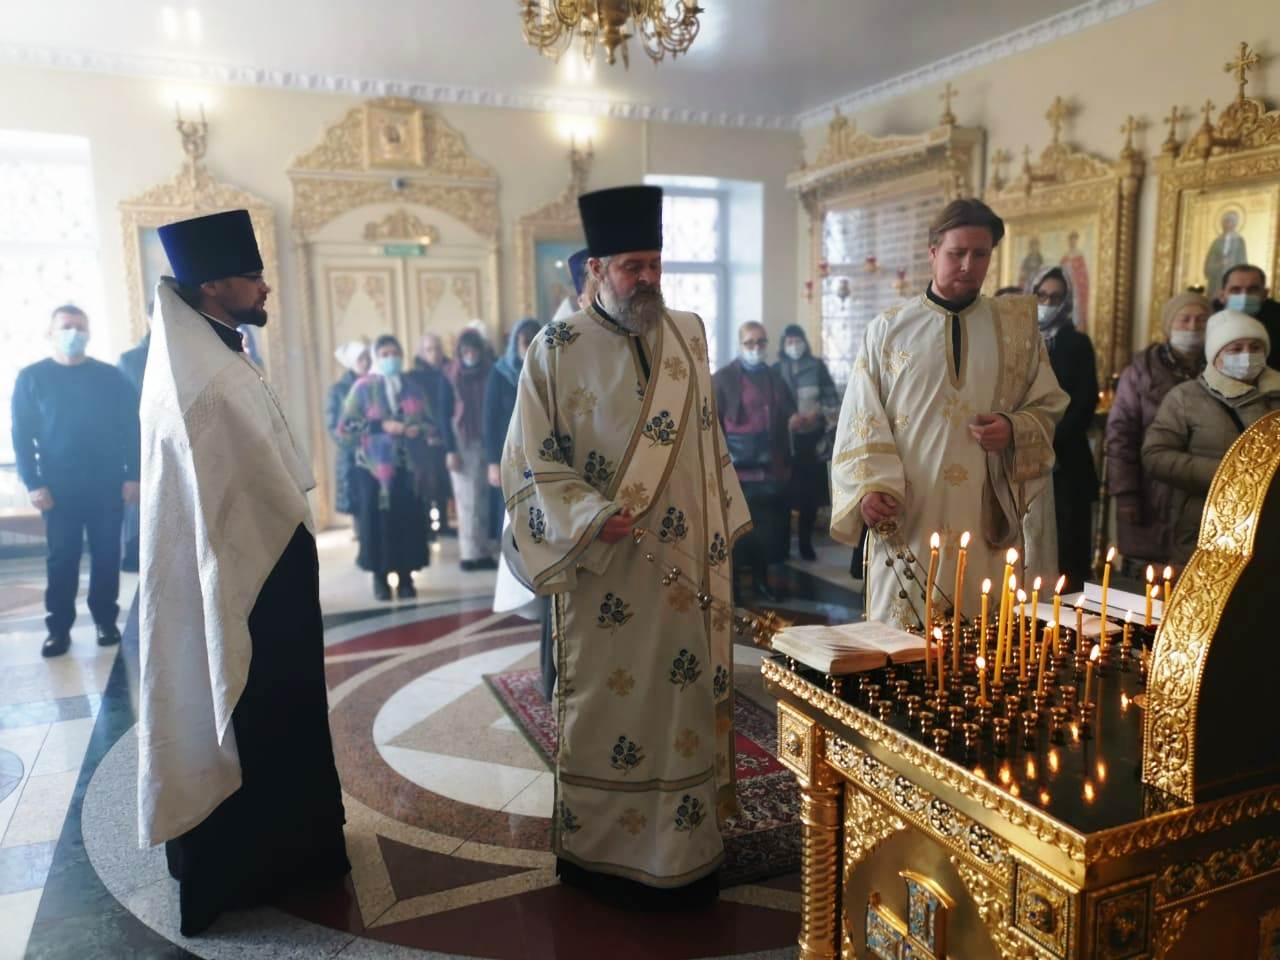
1099, 546, 1116, 634
1017, 589, 1028, 680
996, 549, 1016, 664
1003, 575, 1018, 673
933, 626, 946, 694
925, 532, 941, 633
952, 531, 970, 674
1122, 610, 1133, 653
1144, 565, 1155, 627
1163, 565, 1174, 605
1052, 575, 1065, 656
997, 574, 1016, 675
1084, 644, 1100, 705
1075, 598, 1084, 653
1030, 576, 1042, 635
979, 578, 991, 668
1036, 620, 1055, 697
976, 654, 988, 702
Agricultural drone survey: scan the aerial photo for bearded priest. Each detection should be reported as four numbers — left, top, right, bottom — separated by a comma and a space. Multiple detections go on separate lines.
830, 198, 1068, 626
137, 210, 350, 935
501, 186, 750, 907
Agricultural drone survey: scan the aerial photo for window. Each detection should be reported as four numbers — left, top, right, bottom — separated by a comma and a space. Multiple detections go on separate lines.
657, 189, 726, 369
0, 131, 107, 466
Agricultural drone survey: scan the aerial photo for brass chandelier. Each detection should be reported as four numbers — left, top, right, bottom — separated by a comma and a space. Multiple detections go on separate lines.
517, 0, 703, 68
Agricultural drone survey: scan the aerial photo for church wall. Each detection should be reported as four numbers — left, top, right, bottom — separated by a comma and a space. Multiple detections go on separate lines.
796, 0, 1280, 361
0, 64, 800, 447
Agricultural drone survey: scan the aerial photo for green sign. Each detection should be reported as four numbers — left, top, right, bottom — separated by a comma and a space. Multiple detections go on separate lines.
382, 243, 426, 257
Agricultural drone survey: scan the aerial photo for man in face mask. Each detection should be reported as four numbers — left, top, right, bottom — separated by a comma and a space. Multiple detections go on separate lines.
1219, 264, 1280, 369
11, 305, 140, 657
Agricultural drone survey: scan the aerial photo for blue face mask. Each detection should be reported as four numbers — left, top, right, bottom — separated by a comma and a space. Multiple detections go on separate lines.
57, 328, 89, 357
1226, 293, 1263, 316
377, 355, 403, 378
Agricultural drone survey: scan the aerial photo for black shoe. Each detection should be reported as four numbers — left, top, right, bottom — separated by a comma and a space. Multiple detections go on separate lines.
471, 557, 498, 571
42, 633, 71, 658
799, 542, 816, 562
459, 559, 477, 572
96, 624, 121, 647
373, 575, 392, 601
396, 575, 417, 599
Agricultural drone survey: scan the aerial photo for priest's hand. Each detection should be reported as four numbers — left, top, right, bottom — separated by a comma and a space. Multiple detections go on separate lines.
382, 419, 406, 436
122, 482, 140, 505
860, 492, 899, 527
30, 487, 54, 512
487, 464, 502, 488
968, 414, 1013, 452
599, 510, 634, 544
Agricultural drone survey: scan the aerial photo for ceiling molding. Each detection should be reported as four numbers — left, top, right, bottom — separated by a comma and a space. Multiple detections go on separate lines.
795, 0, 1163, 129
0, 42, 796, 131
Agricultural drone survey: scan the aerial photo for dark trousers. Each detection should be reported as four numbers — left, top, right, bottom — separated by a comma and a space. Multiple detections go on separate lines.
734, 488, 787, 582
1055, 475, 1095, 593
44, 486, 123, 634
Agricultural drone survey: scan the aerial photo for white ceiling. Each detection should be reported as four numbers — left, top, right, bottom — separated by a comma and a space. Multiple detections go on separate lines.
1, 0, 1152, 127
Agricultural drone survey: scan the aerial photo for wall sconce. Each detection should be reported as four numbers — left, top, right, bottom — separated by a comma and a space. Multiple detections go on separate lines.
557, 114, 598, 150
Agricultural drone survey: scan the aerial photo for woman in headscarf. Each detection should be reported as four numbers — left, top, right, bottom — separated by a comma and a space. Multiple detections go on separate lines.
485, 318, 542, 489
1028, 265, 1098, 589
446, 327, 497, 571
773, 323, 839, 561
1105, 291, 1211, 565
338, 334, 437, 600
327, 339, 369, 532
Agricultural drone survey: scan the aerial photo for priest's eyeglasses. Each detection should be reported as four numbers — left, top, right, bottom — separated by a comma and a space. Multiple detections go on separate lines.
741, 336, 768, 348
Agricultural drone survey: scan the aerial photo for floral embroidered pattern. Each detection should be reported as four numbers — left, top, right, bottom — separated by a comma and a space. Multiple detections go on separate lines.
618, 482, 649, 513
674, 729, 700, 759
559, 801, 581, 834
610, 735, 645, 774
941, 393, 973, 427
674, 794, 706, 832
642, 410, 677, 447
849, 461, 873, 483
537, 432, 573, 466
942, 463, 969, 486
606, 668, 635, 696
561, 485, 590, 506
669, 648, 702, 690
543, 321, 579, 349
528, 505, 546, 543
847, 411, 880, 441
583, 451, 615, 493
597, 592, 633, 631
667, 584, 696, 613
658, 507, 687, 543
564, 386, 597, 421
712, 606, 730, 633
689, 335, 707, 365
893, 413, 911, 432
884, 347, 912, 376
617, 808, 647, 836
708, 532, 727, 566
853, 354, 870, 375
713, 664, 729, 699
663, 355, 688, 381
700, 397, 713, 431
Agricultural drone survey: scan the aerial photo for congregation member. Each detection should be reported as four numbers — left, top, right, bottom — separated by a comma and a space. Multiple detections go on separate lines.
339, 334, 436, 600
1216, 264, 1280, 368
327, 339, 369, 535
12, 305, 138, 657
1142, 310, 1280, 566
447, 328, 497, 570
1105, 292, 1210, 565
1029, 266, 1098, 590
830, 198, 1067, 625
502, 185, 749, 906
117, 326, 150, 573
715, 321, 795, 602
774, 323, 838, 562
139, 210, 349, 936
551, 248, 593, 322
411, 332, 458, 539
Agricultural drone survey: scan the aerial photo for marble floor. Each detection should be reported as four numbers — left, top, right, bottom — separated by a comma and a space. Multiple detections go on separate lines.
0, 526, 862, 959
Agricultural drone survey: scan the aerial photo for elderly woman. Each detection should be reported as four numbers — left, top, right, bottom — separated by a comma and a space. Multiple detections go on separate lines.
773, 323, 838, 561
338, 334, 437, 600
1105, 292, 1210, 565
486, 318, 542, 489
446, 327, 497, 571
1029, 266, 1098, 590
1143, 310, 1280, 565
327, 339, 369, 529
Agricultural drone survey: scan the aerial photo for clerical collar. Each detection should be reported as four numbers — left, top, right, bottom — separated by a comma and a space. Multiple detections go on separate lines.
925, 283, 979, 316
200, 312, 245, 353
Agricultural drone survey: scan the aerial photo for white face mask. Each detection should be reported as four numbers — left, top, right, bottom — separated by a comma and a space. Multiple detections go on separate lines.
740, 347, 765, 367
1169, 329, 1205, 354
1036, 304, 1061, 329
1220, 351, 1266, 383
784, 343, 806, 361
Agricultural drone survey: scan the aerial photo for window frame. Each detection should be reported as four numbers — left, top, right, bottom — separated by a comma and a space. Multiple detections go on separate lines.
659, 186, 730, 368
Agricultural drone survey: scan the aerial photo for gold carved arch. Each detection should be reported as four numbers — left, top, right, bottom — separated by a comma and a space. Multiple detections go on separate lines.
516, 145, 592, 319
985, 97, 1143, 386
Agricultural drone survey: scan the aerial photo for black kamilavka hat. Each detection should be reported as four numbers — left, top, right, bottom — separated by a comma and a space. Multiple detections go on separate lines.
158, 209, 264, 286
577, 186, 663, 258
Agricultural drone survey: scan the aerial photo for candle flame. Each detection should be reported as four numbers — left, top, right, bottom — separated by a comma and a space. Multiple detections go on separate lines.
1055, 574, 1066, 594
973, 766, 987, 780
1033, 576, 1042, 591
975, 655, 986, 670
1047, 749, 1060, 773
1017, 589, 1027, 603
1163, 565, 1173, 579
1083, 781, 1096, 803
998, 764, 1012, 785
1025, 757, 1037, 780
933, 627, 944, 640
1120, 693, 1130, 711
1009, 783, 1021, 798
981, 578, 992, 595
1146, 564, 1154, 583
1038, 789, 1051, 806
960, 531, 971, 549
1096, 760, 1108, 783
1006, 548, 1018, 564
1125, 610, 1133, 623
1045, 619, 1057, 630
1106, 546, 1116, 563
930, 532, 941, 549
1074, 598, 1084, 611
1089, 644, 1101, 663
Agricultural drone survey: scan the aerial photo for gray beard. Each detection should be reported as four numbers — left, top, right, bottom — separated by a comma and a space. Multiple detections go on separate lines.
605, 285, 666, 335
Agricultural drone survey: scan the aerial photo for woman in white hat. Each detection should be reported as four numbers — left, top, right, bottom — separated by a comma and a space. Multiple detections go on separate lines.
1143, 309, 1280, 564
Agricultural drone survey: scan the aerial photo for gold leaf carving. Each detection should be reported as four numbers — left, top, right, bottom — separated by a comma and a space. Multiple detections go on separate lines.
363, 208, 441, 243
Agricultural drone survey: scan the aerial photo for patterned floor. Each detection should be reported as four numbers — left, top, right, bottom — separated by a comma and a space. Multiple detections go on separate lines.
0, 530, 862, 959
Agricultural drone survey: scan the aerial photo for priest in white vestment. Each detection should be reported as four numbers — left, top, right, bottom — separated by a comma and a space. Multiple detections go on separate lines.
137, 211, 349, 935
502, 187, 750, 905
830, 198, 1068, 626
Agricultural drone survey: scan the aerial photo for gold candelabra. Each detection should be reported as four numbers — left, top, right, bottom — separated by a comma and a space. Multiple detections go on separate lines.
517, 0, 703, 67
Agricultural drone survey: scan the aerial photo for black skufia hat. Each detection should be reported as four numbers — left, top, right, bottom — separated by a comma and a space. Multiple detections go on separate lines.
577, 186, 663, 258
158, 209, 264, 286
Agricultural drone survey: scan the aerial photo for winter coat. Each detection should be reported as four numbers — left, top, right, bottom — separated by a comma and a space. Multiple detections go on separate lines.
1045, 325, 1099, 499
1141, 365, 1280, 564
326, 370, 359, 514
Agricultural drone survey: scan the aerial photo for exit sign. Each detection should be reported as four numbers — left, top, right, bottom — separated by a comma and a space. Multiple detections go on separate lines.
382, 243, 426, 257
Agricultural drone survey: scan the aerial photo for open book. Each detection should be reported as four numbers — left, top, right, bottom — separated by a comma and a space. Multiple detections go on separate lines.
771, 621, 926, 675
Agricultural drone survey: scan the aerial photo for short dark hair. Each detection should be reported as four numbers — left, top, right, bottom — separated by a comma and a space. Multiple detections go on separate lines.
928, 198, 1005, 248
1222, 263, 1267, 288
50, 304, 87, 320
373, 333, 403, 355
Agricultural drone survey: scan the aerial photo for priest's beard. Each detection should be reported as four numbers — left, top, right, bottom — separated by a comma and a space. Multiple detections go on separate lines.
601, 276, 665, 335
230, 305, 268, 327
